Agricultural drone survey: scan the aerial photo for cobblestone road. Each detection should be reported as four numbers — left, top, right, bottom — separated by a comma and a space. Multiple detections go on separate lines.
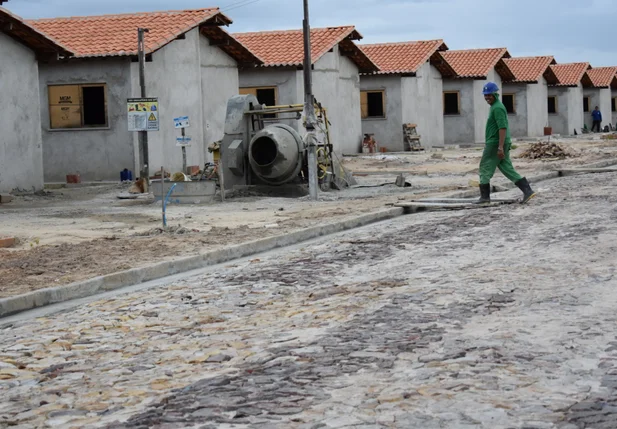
1, 173, 617, 429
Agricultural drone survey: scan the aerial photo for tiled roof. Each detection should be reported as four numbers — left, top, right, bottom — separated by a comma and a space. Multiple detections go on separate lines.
549, 62, 592, 87
0, 7, 72, 56
28, 8, 261, 65
586, 66, 617, 88
360, 40, 450, 75
234, 26, 378, 73
503, 56, 557, 84
440, 48, 514, 80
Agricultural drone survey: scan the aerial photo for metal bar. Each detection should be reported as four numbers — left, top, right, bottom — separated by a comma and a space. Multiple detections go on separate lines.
181, 127, 187, 174
137, 28, 150, 192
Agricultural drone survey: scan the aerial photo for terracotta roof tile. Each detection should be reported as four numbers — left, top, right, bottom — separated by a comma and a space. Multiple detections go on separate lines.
360, 40, 447, 75
234, 26, 378, 73
503, 56, 557, 83
586, 66, 617, 88
440, 48, 512, 79
0, 7, 72, 55
28, 8, 236, 58
549, 62, 592, 87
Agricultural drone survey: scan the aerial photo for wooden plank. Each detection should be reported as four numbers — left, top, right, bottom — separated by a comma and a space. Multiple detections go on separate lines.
415, 197, 519, 204
558, 168, 617, 176
394, 201, 514, 212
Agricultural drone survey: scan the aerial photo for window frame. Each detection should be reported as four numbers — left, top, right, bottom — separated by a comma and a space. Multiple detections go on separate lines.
360, 90, 386, 120
502, 93, 516, 115
548, 96, 558, 114
612, 97, 616, 113
583, 96, 591, 113
48, 83, 109, 130
443, 91, 461, 116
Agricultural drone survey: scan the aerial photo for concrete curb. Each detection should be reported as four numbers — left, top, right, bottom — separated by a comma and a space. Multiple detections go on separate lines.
0, 207, 405, 318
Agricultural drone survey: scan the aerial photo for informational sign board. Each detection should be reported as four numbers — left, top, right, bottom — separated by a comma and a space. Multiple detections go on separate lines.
128, 98, 159, 131
173, 116, 190, 129
176, 136, 192, 147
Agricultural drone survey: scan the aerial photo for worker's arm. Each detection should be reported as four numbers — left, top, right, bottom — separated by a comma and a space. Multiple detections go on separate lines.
498, 129, 506, 160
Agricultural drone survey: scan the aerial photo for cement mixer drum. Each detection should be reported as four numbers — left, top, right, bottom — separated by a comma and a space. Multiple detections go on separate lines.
248, 124, 305, 185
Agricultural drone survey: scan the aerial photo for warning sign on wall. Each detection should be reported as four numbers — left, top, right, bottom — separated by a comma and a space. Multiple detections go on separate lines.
127, 98, 159, 131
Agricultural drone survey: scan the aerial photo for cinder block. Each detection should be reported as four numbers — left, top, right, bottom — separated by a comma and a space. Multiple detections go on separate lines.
0, 237, 16, 248
0, 194, 14, 204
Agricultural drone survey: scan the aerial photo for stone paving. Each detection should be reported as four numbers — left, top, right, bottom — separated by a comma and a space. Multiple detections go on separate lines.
1, 172, 617, 428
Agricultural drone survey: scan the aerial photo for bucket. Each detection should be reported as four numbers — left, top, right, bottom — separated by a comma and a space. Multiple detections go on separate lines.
543, 127, 552, 136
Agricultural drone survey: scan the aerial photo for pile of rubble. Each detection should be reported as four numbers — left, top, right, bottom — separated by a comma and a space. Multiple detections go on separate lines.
518, 142, 572, 160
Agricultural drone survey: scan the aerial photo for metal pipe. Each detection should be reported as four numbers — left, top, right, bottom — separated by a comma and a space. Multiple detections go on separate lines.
162, 183, 177, 228
137, 28, 150, 190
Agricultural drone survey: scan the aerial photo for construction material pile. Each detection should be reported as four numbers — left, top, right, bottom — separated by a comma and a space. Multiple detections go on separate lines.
518, 142, 572, 160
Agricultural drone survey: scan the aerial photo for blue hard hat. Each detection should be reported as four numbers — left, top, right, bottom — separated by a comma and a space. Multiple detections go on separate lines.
482, 82, 499, 95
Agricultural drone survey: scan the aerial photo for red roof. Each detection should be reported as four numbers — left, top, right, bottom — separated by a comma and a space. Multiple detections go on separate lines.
549, 62, 592, 87
586, 67, 617, 88
503, 56, 557, 84
28, 8, 260, 65
0, 7, 72, 56
234, 26, 378, 73
440, 48, 513, 80
360, 40, 448, 75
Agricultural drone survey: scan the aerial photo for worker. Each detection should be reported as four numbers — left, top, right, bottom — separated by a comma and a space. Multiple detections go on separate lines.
591, 106, 602, 132
476, 82, 536, 205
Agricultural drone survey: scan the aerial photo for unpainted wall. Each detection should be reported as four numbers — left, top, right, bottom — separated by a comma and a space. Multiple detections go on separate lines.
612, 90, 617, 126
40, 58, 133, 182
502, 83, 529, 138
313, 46, 362, 154
0, 32, 44, 192
584, 88, 612, 131
548, 86, 584, 136
401, 62, 445, 148
360, 75, 402, 152
526, 78, 549, 137
443, 79, 475, 145
583, 88, 601, 130
132, 28, 204, 174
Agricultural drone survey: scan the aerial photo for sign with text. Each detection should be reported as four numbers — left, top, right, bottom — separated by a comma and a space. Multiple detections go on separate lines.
173, 116, 190, 129
127, 98, 159, 132
176, 136, 192, 147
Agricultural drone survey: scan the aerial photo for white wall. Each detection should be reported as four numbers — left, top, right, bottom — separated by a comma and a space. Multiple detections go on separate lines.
401, 62, 445, 148
473, 70, 503, 143
567, 86, 584, 134
443, 79, 475, 145
548, 87, 569, 135
527, 77, 549, 137
612, 90, 617, 127
502, 83, 528, 138
0, 32, 44, 192
360, 75, 403, 152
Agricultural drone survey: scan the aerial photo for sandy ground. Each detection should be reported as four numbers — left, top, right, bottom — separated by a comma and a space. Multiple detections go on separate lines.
0, 136, 615, 298
1, 171, 617, 428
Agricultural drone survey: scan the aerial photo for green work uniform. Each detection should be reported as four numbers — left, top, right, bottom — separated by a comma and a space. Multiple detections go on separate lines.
479, 93, 522, 185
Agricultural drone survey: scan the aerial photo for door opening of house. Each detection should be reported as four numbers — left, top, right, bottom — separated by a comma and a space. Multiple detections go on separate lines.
548, 96, 557, 114
583, 96, 590, 113
502, 94, 515, 114
239, 86, 277, 118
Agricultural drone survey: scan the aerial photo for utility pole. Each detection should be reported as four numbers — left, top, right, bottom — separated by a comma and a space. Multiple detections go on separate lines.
302, 0, 318, 201
138, 28, 150, 192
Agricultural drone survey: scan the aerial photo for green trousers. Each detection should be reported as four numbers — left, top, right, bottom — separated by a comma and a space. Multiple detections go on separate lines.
479, 143, 523, 185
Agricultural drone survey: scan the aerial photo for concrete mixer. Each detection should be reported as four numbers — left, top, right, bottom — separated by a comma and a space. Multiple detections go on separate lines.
219, 94, 308, 189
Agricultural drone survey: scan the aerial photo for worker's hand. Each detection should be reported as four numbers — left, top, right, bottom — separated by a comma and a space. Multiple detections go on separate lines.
497, 148, 505, 160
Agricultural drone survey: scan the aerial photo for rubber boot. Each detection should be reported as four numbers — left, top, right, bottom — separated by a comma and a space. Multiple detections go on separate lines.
475, 183, 491, 204
515, 177, 536, 204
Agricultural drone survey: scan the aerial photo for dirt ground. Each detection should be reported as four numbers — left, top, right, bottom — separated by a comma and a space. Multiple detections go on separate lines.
1, 136, 616, 298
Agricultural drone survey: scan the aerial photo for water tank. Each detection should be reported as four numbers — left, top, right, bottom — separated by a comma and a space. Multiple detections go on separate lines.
248, 124, 305, 185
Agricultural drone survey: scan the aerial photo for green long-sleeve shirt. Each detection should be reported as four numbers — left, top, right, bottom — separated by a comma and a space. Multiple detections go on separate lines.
485, 94, 511, 146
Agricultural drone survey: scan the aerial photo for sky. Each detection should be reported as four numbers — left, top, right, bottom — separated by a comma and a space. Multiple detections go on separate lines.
5, 0, 617, 66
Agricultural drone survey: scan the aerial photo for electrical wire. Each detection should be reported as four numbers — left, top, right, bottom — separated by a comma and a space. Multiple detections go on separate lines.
221, 0, 264, 13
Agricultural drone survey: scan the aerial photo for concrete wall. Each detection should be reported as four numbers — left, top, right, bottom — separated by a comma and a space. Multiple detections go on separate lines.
0, 32, 44, 192
502, 83, 528, 138
443, 79, 475, 145
583, 88, 601, 131
401, 62, 444, 148
360, 75, 402, 152
548, 86, 584, 136
613, 91, 617, 127
588, 88, 612, 131
473, 70, 502, 143
39, 58, 133, 182
238, 45, 363, 154
200, 32, 240, 163
527, 78, 549, 137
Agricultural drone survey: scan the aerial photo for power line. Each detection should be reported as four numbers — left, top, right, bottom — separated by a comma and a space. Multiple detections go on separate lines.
222, 0, 263, 13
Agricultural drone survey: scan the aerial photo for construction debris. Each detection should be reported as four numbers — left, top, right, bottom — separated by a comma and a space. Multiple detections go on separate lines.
518, 142, 573, 160
135, 225, 197, 237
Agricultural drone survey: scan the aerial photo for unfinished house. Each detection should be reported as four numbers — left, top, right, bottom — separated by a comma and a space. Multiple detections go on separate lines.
440, 48, 515, 145
234, 27, 378, 154
0, 8, 71, 193
358, 40, 457, 151
502, 56, 558, 138
547, 63, 592, 136
29, 8, 261, 182
584, 67, 617, 131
